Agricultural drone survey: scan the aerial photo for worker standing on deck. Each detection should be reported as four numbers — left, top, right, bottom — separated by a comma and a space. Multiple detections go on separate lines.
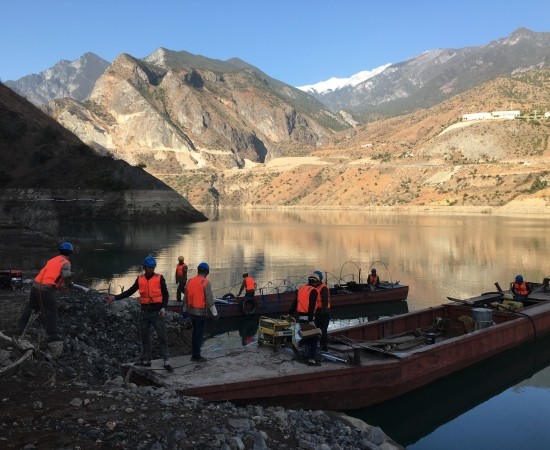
17, 242, 75, 356
289, 273, 321, 366
175, 256, 188, 303
367, 268, 380, 291
104, 256, 173, 372
184, 262, 219, 362
511, 274, 531, 301
237, 272, 256, 300
313, 270, 331, 352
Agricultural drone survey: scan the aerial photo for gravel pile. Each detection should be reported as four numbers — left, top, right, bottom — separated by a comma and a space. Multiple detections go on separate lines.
0, 288, 403, 449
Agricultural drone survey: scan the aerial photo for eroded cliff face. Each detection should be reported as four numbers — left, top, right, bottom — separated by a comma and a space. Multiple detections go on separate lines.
0, 189, 207, 233
48, 51, 347, 174
0, 82, 208, 230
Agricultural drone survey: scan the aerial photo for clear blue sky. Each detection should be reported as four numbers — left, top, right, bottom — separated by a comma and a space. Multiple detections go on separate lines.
2, 0, 549, 87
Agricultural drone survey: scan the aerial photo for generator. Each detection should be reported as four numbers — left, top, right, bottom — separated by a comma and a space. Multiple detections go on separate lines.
0, 269, 23, 290
257, 315, 296, 349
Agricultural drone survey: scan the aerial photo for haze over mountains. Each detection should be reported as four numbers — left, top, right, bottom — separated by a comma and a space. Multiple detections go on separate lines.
2, 27, 550, 214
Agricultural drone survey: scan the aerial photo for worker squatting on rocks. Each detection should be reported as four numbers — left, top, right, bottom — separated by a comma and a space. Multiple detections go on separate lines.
16, 242, 75, 356
183, 262, 219, 362
104, 256, 173, 372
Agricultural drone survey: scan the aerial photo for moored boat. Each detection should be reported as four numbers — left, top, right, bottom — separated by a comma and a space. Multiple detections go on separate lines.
167, 262, 409, 318
127, 278, 550, 411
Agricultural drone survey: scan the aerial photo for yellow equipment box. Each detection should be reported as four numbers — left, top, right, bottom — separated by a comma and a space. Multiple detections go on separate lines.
257, 316, 296, 349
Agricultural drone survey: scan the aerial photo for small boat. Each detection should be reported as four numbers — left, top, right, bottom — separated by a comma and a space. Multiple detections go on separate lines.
127, 278, 550, 411
168, 262, 409, 318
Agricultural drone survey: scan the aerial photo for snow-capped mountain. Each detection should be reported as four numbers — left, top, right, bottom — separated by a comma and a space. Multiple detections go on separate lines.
296, 63, 391, 95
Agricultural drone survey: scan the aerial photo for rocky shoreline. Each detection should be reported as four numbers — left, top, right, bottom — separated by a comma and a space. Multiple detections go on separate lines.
0, 287, 403, 449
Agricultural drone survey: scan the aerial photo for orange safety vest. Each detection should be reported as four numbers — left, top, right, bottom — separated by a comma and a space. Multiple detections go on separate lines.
35, 255, 69, 289
176, 263, 188, 279
244, 276, 255, 291
186, 275, 209, 309
315, 283, 331, 310
138, 274, 163, 305
297, 285, 315, 314
368, 274, 380, 285
513, 281, 529, 296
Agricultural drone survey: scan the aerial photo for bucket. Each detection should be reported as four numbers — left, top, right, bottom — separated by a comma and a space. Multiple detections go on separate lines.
425, 333, 436, 345
472, 307, 493, 330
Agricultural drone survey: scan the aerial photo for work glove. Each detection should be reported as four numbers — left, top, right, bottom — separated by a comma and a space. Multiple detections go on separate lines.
104, 294, 115, 305
159, 308, 166, 317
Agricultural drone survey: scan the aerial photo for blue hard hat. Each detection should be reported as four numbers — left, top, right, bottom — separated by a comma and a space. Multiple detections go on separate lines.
143, 256, 157, 268
198, 262, 210, 273
59, 242, 73, 253
314, 270, 323, 282
515, 274, 523, 283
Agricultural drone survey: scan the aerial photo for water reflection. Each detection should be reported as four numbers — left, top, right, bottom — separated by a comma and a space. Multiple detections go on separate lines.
8, 210, 550, 449
353, 333, 550, 449
10, 211, 550, 312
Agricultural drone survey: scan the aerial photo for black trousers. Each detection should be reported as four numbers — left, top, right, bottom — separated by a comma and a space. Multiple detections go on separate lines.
315, 314, 330, 351
299, 320, 319, 359
176, 280, 187, 301
17, 286, 60, 341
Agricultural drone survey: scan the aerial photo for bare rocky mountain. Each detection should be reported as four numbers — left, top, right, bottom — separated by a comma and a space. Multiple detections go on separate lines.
4, 32, 550, 215
4, 52, 110, 106
0, 82, 207, 234
174, 70, 550, 212
316, 28, 550, 122
47, 49, 349, 174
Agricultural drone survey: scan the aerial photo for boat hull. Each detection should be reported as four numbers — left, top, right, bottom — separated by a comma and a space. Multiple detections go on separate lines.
168, 283, 409, 318
131, 300, 550, 411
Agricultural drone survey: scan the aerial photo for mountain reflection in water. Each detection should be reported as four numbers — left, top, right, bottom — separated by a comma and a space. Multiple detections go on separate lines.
8, 210, 550, 450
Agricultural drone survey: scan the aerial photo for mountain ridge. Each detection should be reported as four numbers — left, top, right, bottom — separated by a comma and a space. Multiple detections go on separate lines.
2, 29, 550, 215
0, 82, 207, 232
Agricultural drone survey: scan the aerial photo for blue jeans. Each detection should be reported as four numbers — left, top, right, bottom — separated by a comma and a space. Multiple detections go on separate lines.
190, 314, 206, 357
140, 310, 168, 362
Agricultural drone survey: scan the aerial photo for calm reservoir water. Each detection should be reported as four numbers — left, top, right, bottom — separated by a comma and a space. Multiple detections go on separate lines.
13, 210, 550, 449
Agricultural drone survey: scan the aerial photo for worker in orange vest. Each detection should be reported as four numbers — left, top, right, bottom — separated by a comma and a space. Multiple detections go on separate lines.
367, 268, 380, 291
105, 256, 173, 372
511, 274, 531, 301
183, 262, 218, 362
17, 242, 75, 356
289, 273, 321, 366
175, 256, 188, 302
313, 270, 331, 352
237, 272, 256, 300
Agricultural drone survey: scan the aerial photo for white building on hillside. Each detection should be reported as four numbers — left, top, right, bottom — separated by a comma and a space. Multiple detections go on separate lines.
545, 112, 550, 119
491, 110, 520, 119
462, 110, 521, 121
462, 112, 492, 121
